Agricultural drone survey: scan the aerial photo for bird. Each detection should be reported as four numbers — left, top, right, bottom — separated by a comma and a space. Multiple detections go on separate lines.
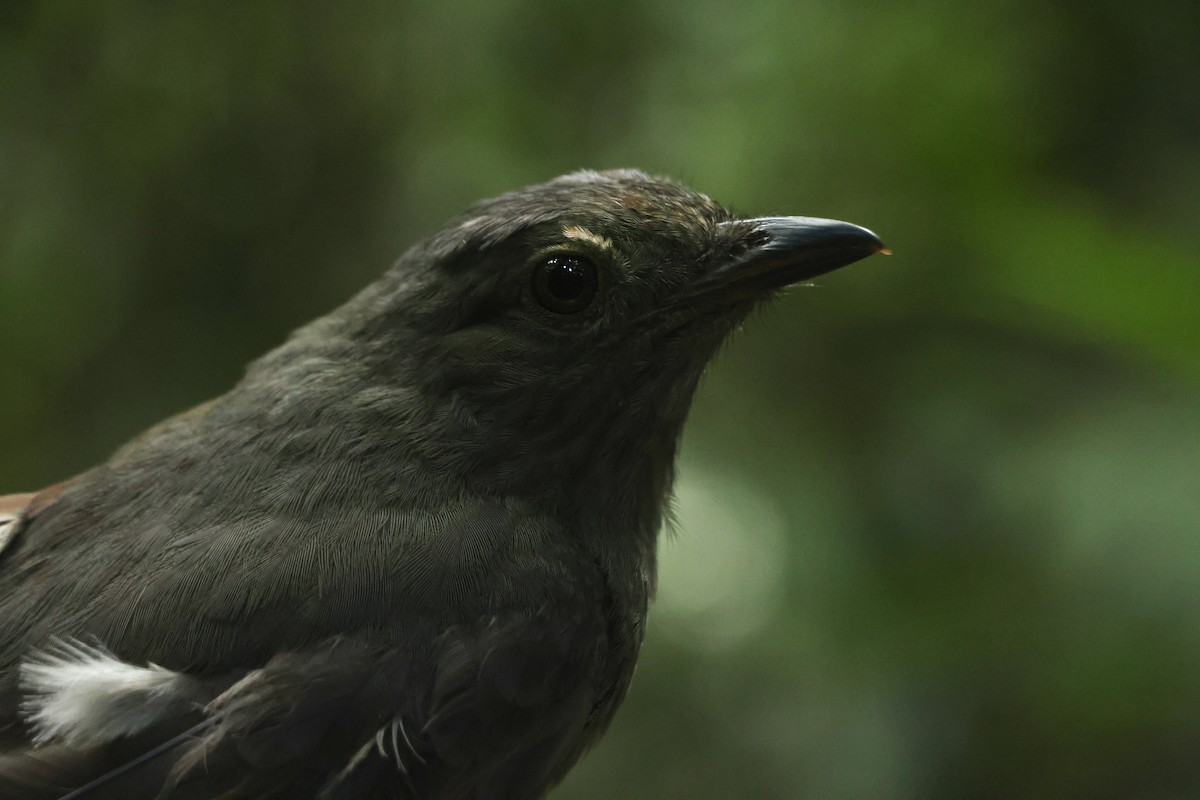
0, 169, 883, 799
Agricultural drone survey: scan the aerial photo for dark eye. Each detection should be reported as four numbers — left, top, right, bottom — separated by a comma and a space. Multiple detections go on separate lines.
532, 254, 598, 314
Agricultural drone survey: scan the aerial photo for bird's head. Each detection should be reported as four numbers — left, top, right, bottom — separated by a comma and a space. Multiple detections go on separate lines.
263, 169, 883, 529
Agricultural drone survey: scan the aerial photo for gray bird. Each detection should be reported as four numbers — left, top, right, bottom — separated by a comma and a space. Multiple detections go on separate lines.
0, 169, 883, 799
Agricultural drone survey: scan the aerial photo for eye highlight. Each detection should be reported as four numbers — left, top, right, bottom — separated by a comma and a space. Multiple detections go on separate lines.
532, 254, 598, 314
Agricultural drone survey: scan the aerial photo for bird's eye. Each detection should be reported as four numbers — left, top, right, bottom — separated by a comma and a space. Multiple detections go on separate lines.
532, 255, 598, 314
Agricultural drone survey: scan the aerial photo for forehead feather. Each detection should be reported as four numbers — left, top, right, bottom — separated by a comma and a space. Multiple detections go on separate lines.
429, 170, 730, 260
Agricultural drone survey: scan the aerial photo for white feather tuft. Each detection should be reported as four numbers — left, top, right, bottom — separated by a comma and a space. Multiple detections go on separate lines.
20, 638, 204, 747
0, 514, 17, 556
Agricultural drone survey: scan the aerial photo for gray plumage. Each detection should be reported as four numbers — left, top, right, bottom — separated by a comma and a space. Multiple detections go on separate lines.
0, 169, 882, 798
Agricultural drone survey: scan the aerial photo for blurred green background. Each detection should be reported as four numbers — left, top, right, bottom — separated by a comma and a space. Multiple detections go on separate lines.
2, 2, 1198, 797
